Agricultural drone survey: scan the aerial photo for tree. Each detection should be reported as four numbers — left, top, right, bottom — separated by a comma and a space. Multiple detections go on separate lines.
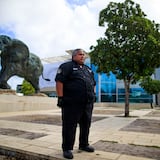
21, 80, 35, 95
140, 77, 160, 108
89, 0, 160, 116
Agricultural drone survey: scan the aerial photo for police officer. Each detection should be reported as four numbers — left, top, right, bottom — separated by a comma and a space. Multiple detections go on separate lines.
55, 49, 96, 159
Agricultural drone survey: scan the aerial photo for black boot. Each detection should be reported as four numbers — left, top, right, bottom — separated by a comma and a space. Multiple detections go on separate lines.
63, 150, 73, 159
79, 145, 95, 152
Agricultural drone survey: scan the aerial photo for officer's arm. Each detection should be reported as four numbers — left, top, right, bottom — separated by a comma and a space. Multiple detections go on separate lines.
56, 81, 63, 97
56, 81, 64, 107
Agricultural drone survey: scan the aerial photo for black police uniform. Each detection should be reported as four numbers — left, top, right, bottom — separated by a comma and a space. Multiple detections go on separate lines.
55, 60, 96, 151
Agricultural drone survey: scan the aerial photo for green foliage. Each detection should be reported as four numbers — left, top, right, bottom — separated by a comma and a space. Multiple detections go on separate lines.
90, 0, 160, 83
21, 80, 35, 95
89, 0, 160, 116
140, 77, 160, 95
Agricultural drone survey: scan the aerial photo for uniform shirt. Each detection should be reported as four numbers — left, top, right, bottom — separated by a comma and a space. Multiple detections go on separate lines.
55, 60, 96, 104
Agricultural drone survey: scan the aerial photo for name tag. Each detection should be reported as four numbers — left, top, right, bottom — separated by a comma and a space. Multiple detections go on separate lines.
73, 67, 78, 71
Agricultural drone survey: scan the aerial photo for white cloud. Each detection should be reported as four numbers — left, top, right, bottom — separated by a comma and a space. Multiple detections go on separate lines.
134, 0, 160, 23
0, 0, 160, 59
0, 0, 105, 58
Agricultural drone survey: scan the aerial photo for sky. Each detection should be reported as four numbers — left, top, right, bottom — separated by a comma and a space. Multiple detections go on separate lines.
0, 0, 160, 89
0, 0, 160, 59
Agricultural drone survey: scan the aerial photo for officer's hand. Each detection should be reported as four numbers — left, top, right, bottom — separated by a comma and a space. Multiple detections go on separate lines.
57, 96, 63, 108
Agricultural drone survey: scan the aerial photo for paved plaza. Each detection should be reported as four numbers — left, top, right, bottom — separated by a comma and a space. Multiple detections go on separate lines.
0, 103, 160, 160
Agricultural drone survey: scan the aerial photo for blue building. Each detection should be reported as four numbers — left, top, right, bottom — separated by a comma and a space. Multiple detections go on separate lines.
85, 58, 153, 103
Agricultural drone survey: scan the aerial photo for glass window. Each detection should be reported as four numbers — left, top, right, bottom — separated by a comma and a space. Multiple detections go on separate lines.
118, 88, 152, 103
87, 60, 153, 103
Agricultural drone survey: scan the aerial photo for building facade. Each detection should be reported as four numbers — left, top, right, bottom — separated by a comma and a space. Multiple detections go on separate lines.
85, 59, 153, 103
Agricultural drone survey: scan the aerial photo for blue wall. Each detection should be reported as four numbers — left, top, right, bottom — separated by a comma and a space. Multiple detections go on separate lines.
86, 59, 153, 103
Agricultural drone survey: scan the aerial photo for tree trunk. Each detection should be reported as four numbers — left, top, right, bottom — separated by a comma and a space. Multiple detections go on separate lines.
124, 80, 130, 117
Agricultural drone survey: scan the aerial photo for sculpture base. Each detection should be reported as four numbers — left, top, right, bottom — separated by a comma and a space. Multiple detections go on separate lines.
0, 89, 16, 95
0, 93, 57, 113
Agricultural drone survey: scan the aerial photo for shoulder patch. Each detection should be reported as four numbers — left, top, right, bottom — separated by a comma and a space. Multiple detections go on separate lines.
57, 68, 62, 74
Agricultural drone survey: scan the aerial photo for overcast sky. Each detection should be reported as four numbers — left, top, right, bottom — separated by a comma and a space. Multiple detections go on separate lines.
0, 0, 160, 59
0, 0, 160, 89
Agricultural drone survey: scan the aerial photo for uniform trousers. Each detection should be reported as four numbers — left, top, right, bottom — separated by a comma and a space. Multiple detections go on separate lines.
61, 102, 93, 151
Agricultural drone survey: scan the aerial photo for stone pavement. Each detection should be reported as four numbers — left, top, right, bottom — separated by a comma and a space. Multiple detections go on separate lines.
0, 104, 160, 160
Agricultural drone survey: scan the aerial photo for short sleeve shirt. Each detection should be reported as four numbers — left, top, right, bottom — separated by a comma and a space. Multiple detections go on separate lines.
55, 60, 95, 104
